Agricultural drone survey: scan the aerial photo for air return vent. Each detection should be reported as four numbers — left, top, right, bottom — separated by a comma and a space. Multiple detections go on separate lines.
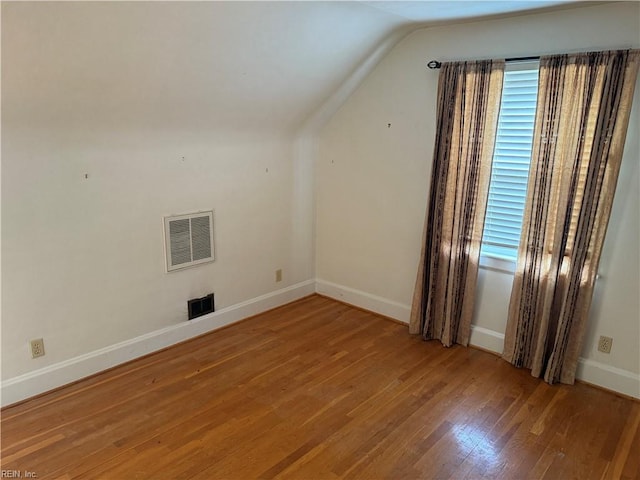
164, 211, 214, 272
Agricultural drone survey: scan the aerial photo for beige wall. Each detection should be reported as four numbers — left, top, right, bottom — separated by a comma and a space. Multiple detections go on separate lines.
2, 1, 639, 399
0, 4, 308, 379
1, 0, 402, 398
316, 3, 640, 380
1, 124, 300, 378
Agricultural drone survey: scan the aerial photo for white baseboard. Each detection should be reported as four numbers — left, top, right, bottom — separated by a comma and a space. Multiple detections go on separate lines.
313, 279, 640, 399
315, 279, 411, 322
315, 279, 505, 353
0, 280, 316, 407
576, 358, 639, 398
468, 325, 640, 398
469, 325, 505, 354
4, 279, 637, 406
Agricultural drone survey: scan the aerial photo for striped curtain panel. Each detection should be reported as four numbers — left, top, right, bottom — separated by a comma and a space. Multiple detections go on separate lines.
503, 50, 640, 384
410, 60, 504, 346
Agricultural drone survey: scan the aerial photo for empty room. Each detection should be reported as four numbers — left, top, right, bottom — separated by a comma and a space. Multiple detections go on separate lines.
1, 1, 639, 478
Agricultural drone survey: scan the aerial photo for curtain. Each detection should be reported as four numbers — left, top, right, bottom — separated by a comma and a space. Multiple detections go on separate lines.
410, 60, 504, 346
503, 50, 640, 384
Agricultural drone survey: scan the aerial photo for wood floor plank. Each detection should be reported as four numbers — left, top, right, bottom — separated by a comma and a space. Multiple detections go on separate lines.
1, 295, 638, 479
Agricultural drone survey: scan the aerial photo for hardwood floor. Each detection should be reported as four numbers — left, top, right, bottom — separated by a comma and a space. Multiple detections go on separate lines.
1, 295, 638, 479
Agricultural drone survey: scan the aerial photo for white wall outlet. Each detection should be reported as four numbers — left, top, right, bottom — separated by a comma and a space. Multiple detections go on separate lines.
30, 338, 45, 358
275, 269, 283, 282
597, 335, 613, 354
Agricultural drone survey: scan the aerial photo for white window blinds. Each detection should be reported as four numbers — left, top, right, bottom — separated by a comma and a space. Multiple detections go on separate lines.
481, 62, 539, 261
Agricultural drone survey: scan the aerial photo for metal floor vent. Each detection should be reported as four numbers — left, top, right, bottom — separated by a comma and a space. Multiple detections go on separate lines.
164, 211, 214, 272
188, 293, 215, 320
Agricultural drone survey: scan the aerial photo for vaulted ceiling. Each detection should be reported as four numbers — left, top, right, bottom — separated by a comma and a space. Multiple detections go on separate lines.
2, 1, 580, 134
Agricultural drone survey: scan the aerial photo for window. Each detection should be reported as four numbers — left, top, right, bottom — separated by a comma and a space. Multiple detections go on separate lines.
481, 61, 539, 266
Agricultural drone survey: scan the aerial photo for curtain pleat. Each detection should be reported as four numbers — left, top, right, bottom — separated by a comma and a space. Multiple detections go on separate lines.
410, 60, 504, 347
503, 50, 640, 384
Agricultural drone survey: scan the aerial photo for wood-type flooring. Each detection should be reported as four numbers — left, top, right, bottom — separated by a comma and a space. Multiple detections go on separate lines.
1, 295, 638, 479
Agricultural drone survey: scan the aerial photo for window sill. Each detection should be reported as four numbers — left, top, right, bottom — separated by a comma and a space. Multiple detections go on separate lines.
479, 254, 516, 275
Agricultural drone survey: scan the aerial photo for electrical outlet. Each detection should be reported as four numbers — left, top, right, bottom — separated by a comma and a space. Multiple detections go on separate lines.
30, 338, 45, 358
598, 335, 613, 354
275, 269, 283, 282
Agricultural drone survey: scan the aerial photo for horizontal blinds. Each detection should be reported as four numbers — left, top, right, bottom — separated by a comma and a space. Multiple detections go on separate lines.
566, 114, 596, 255
481, 66, 539, 261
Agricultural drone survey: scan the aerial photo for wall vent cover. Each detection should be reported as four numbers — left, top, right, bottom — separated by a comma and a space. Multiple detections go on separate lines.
188, 293, 215, 320
164, 211, 214, 272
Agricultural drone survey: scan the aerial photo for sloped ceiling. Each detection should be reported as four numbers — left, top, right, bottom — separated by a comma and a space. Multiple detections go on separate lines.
2, 1, 577, 134
360, 1, 577, 22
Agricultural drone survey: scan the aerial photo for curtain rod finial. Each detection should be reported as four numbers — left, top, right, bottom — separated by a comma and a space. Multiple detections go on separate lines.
427, 60, 441, 69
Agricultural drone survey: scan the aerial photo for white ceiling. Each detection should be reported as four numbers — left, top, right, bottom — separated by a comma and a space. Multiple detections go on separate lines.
2, 1, 584, 134
360, 1, 579, 23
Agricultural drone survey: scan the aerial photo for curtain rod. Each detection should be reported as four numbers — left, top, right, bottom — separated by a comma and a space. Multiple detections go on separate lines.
426, 56, 540, 69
